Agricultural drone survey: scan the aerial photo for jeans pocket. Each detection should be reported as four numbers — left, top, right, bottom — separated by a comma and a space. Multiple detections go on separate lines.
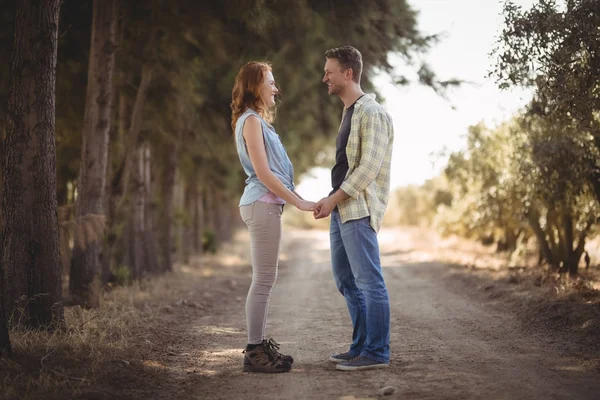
346, 216, 370, 229
361, 216, 374, 231
264, 203, 283, 218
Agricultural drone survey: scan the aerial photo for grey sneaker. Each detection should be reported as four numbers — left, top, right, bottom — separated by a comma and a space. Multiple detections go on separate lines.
329, 351, 356, 363
336, 356, 389, 371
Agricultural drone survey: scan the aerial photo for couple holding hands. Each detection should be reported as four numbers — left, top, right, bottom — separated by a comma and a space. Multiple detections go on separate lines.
232, 46, 394, 373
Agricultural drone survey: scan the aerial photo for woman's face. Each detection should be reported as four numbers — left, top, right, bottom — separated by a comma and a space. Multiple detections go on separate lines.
259, 70, 278, 108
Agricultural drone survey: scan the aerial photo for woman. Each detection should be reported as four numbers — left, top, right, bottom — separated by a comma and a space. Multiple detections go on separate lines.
231, 62, 315, 373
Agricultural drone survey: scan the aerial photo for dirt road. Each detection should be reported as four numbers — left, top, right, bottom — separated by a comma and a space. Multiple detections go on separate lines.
171, 228, 600, 400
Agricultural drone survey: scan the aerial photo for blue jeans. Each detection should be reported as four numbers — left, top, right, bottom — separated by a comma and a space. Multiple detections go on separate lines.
330, 210, 390, 363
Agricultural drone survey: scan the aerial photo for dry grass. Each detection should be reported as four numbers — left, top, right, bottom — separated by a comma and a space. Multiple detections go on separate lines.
1, 282, 160, 399
0, 230, 253, 400
1, 268, 225, 399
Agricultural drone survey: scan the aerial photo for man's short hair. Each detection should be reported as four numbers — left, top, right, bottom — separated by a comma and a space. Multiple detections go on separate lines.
325, 46, 363, 83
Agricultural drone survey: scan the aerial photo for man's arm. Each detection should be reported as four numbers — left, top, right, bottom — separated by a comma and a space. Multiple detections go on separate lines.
314, 111, 390, 219
339, 111, 390, 199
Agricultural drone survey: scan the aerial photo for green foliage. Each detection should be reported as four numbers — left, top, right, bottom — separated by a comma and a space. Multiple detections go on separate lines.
116, 0, 438, 197
0, 0, 441, 267
492, 0, 600, 202
434, 114, 599, 275
113, 265, 131, 287
392, 177, 450, 227
437, 122, 527, 246
483, 0, 600, 275
202, 229, 218, 255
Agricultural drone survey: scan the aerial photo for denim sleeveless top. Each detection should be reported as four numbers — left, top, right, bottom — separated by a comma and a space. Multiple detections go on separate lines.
235, 108, 295, 206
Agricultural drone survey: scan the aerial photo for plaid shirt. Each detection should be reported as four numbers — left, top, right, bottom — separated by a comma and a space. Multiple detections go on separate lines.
337, 94, 394, 232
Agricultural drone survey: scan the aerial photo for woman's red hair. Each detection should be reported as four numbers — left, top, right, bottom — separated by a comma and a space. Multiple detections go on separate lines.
230, 61, 277, 134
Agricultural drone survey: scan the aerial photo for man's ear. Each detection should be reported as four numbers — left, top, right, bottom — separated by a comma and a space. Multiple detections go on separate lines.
345, 69, 353, 81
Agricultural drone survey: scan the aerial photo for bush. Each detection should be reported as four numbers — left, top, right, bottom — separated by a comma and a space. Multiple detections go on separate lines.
202, 229, 218, 254
113, 265, 131, 287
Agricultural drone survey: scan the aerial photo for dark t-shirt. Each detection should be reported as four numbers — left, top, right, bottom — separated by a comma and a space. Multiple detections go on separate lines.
330, 103, 356, 195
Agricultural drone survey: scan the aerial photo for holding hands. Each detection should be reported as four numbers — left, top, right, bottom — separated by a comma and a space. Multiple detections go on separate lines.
313, 197, 335, 219
295, 199, 317, 212
294, 190, 346, 219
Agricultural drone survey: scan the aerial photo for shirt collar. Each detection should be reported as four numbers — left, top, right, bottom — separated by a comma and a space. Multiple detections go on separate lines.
347, 93, 376, 110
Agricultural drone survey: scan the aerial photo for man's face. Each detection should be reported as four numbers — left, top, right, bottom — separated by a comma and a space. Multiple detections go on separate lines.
323, 58, 350, 96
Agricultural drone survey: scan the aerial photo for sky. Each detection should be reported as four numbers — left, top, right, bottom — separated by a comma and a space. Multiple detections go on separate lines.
297, 0, 536, 199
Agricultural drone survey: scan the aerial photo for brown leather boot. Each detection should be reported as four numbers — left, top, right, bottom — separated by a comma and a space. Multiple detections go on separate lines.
264, 338, 294, 364
242, 342, 292, 373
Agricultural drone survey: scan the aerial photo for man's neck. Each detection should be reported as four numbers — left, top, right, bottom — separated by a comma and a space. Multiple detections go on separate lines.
339, 85, 365, 109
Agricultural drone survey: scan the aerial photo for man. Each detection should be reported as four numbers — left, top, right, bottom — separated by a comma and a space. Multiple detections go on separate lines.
314, 46, 394, 371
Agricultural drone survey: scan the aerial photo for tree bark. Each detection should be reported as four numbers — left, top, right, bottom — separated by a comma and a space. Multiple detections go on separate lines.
204, 188, 217, 232
70, 0, 117, 308
0, 44, 7, 356
526, 211, 556, 270
0, 245, 10, 356
161, 142, 177, 272
142, 143, 160, 275
113, 63, 154, 210
130, 146, 145, 280
193, 186, 205, 254
1, 0, 65, 330
215, 191, 233, 244
567, 217, 595, 277
182, 181, 195, 264
127, 142, 160, 279
104, 76, 131, 284
174, 170, 185, 263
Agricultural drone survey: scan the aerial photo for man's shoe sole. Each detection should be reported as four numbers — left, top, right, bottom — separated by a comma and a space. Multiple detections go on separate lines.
329, 355, 352, 363
336, 363, 389, 371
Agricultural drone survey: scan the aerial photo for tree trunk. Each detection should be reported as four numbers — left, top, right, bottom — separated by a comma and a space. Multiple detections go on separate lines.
114, 64, 154, 210
193, 186, 205, 254
589, 134, 600, 205
181, 181, 193, 264
130, 146, 145, 280
204, 187, 216, 232
1, 0, 65, 330
127, 142, 160, 279
70, 0, 117, 308
526, 211, 556, 270
104, 76, 131, 284
215, 191, 233, 244
102, 124, 115, 285
0, 41, 7, 357
161, 142, 177, 272
566, 218, 595, 277
142, 143, 160, 275
0, 253, 10, 356
174, 170, 185, 263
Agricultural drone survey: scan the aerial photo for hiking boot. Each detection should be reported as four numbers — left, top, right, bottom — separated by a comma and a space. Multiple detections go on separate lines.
329, 351, 356, 363
336, 356, 389, 371
243, 342, 292, 373
264, 338, 294, 364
